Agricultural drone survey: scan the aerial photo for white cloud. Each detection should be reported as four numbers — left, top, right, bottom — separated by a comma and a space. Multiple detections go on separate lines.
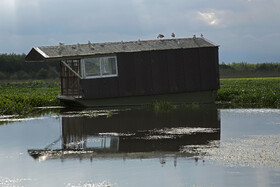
197, 11, 219, 26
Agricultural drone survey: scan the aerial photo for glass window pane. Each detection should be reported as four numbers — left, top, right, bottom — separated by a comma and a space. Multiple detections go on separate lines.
84, 58, 100, 77
101, 57, 117, 75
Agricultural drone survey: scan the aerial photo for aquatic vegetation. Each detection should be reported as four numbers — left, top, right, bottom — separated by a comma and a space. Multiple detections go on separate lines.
188, 134, 280, 168
106, 110, 113, 118
217, 77, 280, 107
181, 103, 200, 110
149, 101, 177, 113
0, 81, 60, 115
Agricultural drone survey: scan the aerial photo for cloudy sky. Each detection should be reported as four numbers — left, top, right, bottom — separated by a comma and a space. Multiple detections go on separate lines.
0, 0, 279, 63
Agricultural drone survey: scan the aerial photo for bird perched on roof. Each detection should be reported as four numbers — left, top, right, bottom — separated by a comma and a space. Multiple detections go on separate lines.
171, 33, 175, 38
58, 43, 64, 54
201, 34, 204, 38
157, 34, 164, 39
88, 41, 95, 50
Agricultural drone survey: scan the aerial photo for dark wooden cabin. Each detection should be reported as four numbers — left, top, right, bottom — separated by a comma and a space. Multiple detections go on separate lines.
25, 37, 219, 107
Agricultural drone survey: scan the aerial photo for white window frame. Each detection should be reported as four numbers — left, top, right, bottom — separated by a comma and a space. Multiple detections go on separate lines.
81, 56, 118, 79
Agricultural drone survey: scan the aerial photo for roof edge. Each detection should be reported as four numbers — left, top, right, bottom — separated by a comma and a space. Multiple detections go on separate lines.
34, 47, 49, 58
202, 37, 219, 47
25, 47, 48, 62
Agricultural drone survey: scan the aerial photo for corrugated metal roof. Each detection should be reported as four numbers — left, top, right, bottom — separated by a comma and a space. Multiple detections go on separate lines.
26, 37, 218, 62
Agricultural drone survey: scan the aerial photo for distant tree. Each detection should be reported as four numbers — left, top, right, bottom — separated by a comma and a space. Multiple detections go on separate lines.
47, 67, 60, 79
16, 71, 30, 80
36, 68, 48, 79
0, 71, 6, 80
10, 74, 18, 80
219, 62, 232, 70
219, 62, 280, 78
0, 53, 60, 80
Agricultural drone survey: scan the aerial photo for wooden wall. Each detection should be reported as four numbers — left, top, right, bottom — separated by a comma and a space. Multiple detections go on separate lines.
80, 47, 219, 99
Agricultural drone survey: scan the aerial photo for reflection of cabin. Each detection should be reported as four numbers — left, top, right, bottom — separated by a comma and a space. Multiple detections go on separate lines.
61, 107, 220, 153
25, 37, 219, 106
28, 105, 220, 161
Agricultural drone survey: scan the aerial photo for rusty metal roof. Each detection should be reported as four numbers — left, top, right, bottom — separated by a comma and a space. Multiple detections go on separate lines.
26, 37, 218, 62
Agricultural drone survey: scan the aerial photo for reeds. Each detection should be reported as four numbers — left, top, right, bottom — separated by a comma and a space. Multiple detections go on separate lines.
217, 77, 280, 107
0, 78, 279, 115
0, 81, 60, 115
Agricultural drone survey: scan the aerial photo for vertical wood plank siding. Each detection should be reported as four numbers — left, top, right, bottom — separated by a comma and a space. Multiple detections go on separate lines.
183, 48, 201, 91
80, 47, 219, 99
133, 51, 153, 95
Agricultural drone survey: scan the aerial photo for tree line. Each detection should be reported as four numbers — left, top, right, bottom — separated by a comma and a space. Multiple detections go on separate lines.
0, 53, 279, 80
0, 53, 60, 80
219, 62, 280, 78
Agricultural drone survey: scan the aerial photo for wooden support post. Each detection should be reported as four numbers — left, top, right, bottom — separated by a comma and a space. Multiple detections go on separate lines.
61, 60, 82, 79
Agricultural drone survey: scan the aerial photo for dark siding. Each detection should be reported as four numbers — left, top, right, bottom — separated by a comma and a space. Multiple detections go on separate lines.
166, 49, 186, 92
81, 77, 119, 99
150, 51, 170, 94
199, 47, 217, 90
183, 48, 201, 91
214, 48, 220, 89
80, 47, 219, 99
133, 51, 153, 95
117, 53, 136, 96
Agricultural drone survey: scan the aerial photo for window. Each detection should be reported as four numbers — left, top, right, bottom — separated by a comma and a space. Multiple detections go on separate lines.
81, 56, 118, 79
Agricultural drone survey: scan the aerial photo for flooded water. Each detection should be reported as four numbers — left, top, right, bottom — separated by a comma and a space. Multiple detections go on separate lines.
0, 105, 280, 187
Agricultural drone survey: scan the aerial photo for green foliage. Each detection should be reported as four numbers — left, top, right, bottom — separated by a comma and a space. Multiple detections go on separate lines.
36, 68, 48, 79
0, 81, 61, 115
181, 103, 200, 110
0, 71, 6, 79
219, 62, 280, 78
221, 62, 280, 78
220, 62, 280, 72
0, 53, 60, 80
150, 101, 177, 113
217, 77, 280, 107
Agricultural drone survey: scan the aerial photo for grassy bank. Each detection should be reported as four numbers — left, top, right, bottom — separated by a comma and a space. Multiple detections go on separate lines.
0, 78, 279, 115
217, 77, 280, 107
0, 81, 60, 115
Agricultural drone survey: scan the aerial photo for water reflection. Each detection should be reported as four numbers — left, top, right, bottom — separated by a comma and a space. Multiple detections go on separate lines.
28, 104, 220, 162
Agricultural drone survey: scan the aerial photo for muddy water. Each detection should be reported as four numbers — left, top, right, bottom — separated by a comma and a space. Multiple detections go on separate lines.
0, 106, 279, 187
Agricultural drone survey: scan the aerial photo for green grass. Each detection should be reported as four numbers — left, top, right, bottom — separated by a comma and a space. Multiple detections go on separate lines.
0, 81, 60, 115
217, 77, 280, 107
0, 78, 279, 115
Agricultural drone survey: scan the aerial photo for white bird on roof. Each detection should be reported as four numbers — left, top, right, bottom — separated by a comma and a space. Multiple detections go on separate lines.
88, 41, 94, 50
171, 33, 175, 38
157, 34, 164, 39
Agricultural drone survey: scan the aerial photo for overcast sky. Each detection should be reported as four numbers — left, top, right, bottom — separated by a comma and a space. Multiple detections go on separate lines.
1, 0, 279, 63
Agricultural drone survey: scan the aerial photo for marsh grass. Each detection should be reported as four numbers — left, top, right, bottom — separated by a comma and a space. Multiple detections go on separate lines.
0, 81, 60, 115
0, 78, 279, 115
149, 101, 177, 113
217, 77, 280, 107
